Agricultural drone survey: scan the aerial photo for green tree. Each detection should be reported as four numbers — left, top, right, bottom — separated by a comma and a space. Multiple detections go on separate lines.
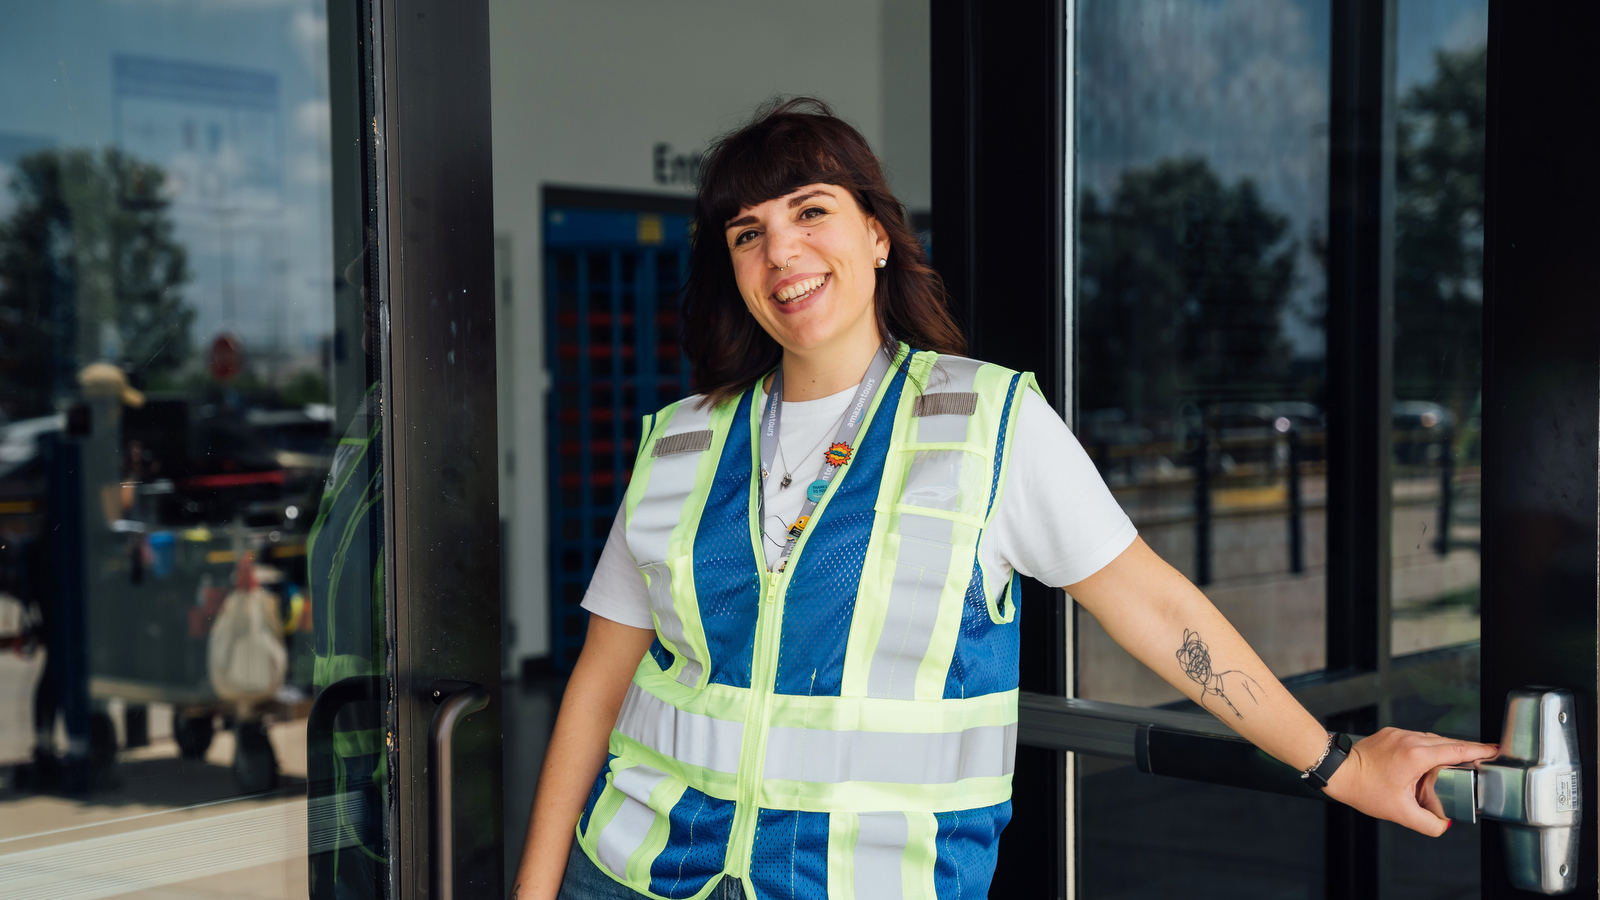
1394, 46, 1486, 416
0, 148, 191, 418
1078, 157, 1297, 418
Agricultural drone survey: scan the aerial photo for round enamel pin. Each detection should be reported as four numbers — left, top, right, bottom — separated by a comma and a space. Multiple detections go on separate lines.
824, 442, 852, 467
787, 515, 810, 540
806, 479, 828, 502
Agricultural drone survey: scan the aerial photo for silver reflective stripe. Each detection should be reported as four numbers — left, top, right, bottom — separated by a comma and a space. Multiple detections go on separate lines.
867, 514, 952, 699
641, 561, 701, 686
853, 813, 908, 900
616, 683, 745, 774
596, 763, 669, 876
763, 723, 1017, 785
915, 356, 983, 443
628, 402, 714, 563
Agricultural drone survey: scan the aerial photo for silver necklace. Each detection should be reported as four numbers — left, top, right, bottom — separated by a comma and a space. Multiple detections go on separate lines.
772, 399, 851, 489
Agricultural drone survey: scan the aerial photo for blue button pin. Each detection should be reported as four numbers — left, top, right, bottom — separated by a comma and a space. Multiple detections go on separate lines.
807, 479, 829, 502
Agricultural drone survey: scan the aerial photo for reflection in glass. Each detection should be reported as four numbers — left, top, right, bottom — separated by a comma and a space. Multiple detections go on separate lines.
1075, 0, 1331, 709
1072, 1, 1331, 896
1389, 1, 1485, 665
1382, 4, 1487, 898
0, 2, 384, 897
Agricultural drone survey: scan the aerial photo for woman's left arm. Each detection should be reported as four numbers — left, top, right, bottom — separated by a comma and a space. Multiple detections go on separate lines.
1065, 536, 1497, 836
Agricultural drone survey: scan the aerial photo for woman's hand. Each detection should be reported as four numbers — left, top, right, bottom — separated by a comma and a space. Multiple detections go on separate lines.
1321, 728, 1499, 836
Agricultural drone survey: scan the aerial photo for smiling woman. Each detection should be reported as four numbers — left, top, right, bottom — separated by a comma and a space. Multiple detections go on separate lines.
682, 98, 964, 406
508, 97, 1497, 900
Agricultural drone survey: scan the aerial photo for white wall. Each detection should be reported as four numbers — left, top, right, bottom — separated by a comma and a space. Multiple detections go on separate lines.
488, 0, 929, 668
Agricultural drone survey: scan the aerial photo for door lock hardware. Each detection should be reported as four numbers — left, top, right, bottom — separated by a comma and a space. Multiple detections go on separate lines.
1428, 688, 1582, 895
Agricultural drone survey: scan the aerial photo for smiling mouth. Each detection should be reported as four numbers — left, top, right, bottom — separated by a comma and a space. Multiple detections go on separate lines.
772, 274, 828, 304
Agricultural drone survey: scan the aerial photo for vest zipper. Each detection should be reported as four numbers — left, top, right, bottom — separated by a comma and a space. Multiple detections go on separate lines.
727, 568, 784, 879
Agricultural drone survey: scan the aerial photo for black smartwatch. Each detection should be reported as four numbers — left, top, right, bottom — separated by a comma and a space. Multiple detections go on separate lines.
1302, 732, 1353, 789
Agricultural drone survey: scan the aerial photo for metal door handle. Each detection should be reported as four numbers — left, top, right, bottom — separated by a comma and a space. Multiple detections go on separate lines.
1425, 688, 1583, 895
429, 679, 490, 900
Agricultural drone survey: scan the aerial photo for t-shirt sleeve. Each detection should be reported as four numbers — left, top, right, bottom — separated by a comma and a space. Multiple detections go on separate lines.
579, 506, 657, 630
985, 389, 1138, 587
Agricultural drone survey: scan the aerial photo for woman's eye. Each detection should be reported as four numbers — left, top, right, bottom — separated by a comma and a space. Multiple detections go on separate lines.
735, 229, 759, 246
799, 206, 826, 220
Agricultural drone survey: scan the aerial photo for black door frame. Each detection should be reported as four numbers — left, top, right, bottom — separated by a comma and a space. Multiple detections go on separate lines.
360, 1, 505, 898
933, 1, 1600, 898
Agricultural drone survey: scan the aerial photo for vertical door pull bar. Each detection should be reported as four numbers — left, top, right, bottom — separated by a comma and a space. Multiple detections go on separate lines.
429, 679, 490, 900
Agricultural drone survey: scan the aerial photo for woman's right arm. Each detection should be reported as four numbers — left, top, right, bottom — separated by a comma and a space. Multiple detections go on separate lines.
510, 614, 655, 900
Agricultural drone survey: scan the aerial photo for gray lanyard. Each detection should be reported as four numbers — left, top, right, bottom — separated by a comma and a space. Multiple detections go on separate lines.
759, 346, 897, 571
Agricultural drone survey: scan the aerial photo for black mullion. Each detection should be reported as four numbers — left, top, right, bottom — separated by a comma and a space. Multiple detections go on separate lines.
934, 1, 1068, 897
1324, 0, 1396, 897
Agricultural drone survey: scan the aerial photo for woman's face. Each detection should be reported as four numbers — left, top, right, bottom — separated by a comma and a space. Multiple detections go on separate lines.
724, 183, 889, 358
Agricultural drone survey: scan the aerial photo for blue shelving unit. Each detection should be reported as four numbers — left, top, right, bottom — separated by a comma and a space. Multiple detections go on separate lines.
545, 204, 693, 672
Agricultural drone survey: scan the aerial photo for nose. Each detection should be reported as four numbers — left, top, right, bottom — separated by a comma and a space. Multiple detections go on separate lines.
766, 228, 804, 270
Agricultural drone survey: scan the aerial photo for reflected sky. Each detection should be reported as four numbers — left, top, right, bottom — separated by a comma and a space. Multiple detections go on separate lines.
0, 0, 333, 366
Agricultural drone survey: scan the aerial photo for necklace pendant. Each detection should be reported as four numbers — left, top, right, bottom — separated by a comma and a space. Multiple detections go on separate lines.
780, 473, 792, 489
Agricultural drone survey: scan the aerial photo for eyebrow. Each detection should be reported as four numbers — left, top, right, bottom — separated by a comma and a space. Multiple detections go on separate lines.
723, 189, 838, 231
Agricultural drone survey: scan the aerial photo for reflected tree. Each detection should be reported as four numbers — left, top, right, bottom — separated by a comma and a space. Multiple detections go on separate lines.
1394, 46, 1486, 417
1078, 157, 1297, 421
0, 149, 191, 418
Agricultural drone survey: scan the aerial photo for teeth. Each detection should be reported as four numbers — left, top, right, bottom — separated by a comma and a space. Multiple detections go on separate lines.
774, 275, 826, 303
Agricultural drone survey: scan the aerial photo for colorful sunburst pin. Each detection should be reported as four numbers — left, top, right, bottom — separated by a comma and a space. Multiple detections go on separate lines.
824, 442, 852, 467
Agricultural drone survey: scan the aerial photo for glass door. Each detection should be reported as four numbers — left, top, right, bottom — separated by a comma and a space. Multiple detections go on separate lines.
0, 2, 503, 898
935, 1, 1596, 898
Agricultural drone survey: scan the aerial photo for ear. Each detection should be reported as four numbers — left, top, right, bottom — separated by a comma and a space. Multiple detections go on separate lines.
867, 215, 890, 260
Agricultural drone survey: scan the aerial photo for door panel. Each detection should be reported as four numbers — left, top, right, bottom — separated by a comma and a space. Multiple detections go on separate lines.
0, 1, 391, 897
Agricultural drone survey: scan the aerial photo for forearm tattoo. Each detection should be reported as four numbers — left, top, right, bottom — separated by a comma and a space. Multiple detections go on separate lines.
1176, 629, 1263, 719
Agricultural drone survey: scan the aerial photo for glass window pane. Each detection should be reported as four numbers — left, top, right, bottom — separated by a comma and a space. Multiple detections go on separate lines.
1383, 3, 1488, 897
1075, 0, 1331, 707
1072, 2, 1333, 895
0, 2, 386, 897
1389, 1, 1485, 666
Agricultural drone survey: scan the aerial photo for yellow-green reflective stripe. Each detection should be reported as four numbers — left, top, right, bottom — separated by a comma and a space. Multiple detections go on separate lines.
828, 812, 857, 897
867, 515, 957, 700
608, 732, 738, 801
626, 778, 686, 887
913, 356, 984, 444
902, 812, 939, 899
641, 560, 701, 687
765, 689, 1016, 731
595, 763, 669, 880
616, 682, 744, 774
756, 774, 1012, 815
762, 723, 1016, 785
627, 402, 710, 562
855, 812, 908, 899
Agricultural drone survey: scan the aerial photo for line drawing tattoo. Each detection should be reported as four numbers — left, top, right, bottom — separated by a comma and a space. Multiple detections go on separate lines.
1176, 629, 1264, 719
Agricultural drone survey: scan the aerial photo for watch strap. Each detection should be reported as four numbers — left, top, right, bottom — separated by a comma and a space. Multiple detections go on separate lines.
1304, 732, 1353, 789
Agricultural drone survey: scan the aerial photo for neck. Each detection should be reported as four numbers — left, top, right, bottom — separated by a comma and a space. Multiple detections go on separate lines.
774, 326, 886, 401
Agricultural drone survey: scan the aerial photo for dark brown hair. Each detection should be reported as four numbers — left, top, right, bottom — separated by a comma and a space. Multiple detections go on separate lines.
682, 97, 966, 405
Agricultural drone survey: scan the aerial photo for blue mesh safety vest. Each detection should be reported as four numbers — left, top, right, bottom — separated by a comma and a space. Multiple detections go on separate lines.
576, 346, 1036, 900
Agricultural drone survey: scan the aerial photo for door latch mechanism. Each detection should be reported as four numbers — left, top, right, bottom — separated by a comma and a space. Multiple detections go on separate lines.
1430, 688, 1582, 895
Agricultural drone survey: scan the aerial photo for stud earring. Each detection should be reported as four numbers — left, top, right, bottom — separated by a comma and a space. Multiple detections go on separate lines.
875, 257, 888, 268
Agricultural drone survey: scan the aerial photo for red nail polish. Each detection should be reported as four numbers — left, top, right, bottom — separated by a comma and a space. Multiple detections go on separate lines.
1445, 820, 1454, 831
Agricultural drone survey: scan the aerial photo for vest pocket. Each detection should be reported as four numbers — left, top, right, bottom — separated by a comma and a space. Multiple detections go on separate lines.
583, 760, 735, 899
897, 448, 992, 521
640, 556, 704, 689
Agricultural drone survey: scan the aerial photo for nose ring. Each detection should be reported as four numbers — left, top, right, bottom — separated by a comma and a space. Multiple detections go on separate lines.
782, 256, 795, 269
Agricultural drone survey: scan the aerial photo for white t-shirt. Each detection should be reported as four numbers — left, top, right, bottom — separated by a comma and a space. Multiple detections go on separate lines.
581, 383, 1138, 630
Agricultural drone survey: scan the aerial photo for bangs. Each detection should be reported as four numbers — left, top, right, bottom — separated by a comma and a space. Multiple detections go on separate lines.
697, 102, 875, 226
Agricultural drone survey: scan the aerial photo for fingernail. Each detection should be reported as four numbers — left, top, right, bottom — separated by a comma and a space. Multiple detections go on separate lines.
1445, 820, 1454, 831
